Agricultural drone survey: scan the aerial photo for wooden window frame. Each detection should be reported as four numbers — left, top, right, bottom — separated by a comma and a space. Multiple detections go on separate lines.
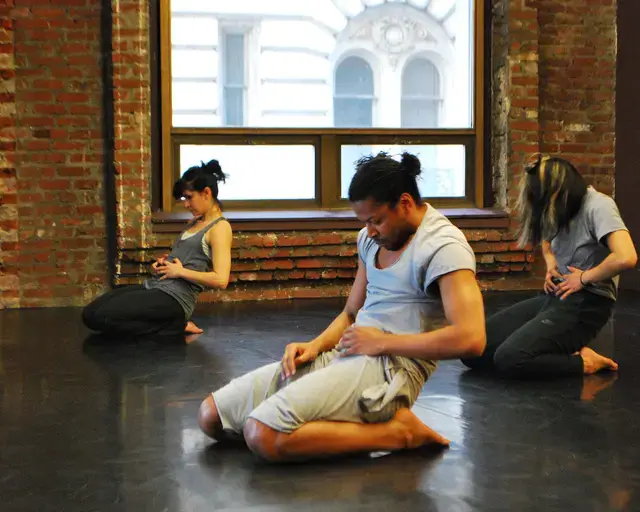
159, 0, 486, 215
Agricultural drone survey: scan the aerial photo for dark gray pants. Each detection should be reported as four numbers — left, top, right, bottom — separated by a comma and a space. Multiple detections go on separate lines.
462, 291, 614, 377
82, 285, 186, 337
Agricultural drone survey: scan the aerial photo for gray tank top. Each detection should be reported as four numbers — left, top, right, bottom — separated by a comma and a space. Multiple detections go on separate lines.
144, 217, 226, 319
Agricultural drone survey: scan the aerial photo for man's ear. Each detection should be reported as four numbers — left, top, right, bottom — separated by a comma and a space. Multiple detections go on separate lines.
399, 192, 414, 212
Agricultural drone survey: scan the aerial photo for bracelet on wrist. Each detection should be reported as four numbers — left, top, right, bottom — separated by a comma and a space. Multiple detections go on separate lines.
579, 271, 588, 286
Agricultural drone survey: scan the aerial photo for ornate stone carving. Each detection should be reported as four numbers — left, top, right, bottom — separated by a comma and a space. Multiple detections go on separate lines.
349, 17, 437, 69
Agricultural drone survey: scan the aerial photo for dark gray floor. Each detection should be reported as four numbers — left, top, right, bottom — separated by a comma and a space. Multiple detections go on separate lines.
1, 290, 639, 511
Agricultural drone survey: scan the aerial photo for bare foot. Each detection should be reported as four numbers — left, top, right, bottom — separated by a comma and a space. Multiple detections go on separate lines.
185, 321, 204, 335
579, 346, 618, 375
581, 373, 618, 401
392, 408, 450, 449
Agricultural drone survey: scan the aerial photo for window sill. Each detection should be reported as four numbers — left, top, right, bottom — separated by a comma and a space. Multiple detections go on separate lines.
152, 208, 510, 233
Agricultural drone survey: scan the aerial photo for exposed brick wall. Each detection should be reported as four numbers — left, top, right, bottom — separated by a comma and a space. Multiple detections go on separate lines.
538, 0, 616, 195
0, 1, 106, 309
0, 11, 18, 308
0, 0, 620, 308
111, 0, 153, 253
116, 227, 538, 303
504, 0, 541, 208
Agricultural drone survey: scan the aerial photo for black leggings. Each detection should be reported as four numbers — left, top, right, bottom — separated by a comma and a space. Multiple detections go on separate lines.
82, 285, 186, 337
462, 291, 614, 377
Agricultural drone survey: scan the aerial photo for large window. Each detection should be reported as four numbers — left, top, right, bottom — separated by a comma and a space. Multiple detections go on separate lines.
160, 0, 484, 211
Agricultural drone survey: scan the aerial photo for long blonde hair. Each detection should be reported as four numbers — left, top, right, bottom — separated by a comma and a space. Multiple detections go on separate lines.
517, 155, 587, 247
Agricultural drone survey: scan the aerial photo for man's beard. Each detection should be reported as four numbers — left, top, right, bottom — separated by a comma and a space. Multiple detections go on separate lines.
378, 227, 415, 251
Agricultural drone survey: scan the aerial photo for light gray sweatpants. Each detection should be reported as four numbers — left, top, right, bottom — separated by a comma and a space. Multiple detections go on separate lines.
212, 349, 431, 434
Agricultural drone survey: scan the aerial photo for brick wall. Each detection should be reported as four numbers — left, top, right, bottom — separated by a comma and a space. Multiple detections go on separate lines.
0, 0, 619, 308
0, 11, 17, 308
114, 226, 538, 303
503, 0, 617, 202
0, 0, 106, 309
538, 0, 616, 195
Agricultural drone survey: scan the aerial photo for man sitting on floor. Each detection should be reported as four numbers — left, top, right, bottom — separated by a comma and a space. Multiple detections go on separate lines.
198, 152, 486, 461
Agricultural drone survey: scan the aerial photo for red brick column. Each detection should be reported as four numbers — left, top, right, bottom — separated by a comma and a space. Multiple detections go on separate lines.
111, 0, 153, 279
0, 8, 18, 308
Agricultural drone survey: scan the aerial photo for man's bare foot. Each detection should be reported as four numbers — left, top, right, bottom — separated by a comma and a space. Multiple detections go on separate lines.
185, 321, 204, 335
579, 346, 618, 375
392, 408, 450, 449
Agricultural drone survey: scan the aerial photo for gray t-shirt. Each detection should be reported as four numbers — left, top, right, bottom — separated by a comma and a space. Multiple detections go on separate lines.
354, 205, 477, 377
550, 187, 628, 301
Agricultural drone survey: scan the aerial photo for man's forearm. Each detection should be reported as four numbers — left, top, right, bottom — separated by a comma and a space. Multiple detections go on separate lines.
311, 311, 355, 353
385, 325, 485, 360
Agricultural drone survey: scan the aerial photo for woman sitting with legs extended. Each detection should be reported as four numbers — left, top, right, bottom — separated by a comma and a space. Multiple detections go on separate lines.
82, 159, 232, 339
462, 155, 637, 377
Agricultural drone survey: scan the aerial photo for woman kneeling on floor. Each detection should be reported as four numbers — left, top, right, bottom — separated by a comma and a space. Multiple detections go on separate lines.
462, 155, 637, 377
82, 159, 232, 340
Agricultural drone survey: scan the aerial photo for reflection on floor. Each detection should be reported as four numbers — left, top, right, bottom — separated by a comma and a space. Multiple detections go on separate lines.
1, 290, 639, 511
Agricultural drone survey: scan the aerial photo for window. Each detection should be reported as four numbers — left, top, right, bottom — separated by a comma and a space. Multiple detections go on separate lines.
402, 58, 442, 128
160, 0, 484, 212
221, 32, 246, 127
334, 56, 375, 128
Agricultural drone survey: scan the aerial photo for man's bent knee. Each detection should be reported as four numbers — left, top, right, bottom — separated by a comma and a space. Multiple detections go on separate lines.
243, 418, 284, 461
198, 395, 224, 440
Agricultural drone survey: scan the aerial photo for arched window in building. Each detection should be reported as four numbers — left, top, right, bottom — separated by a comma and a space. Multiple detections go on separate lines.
334, 56, 374, 127
401, 58, 441, 128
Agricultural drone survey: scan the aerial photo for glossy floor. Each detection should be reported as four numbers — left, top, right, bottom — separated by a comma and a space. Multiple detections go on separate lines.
1, 291, 639, 511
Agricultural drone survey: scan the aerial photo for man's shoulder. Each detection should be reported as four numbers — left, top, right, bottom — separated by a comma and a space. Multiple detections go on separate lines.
415, 206, 471, 250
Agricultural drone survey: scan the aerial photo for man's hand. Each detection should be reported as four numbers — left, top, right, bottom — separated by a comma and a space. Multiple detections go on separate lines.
337, 326, 389, 357
544, 266, 563, 294
281, 341, 319, 379
555, 266, 585, 300
157, 258, 185, 280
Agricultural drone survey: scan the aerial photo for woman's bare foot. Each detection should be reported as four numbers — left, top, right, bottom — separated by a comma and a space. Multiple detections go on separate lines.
392, 408, 450, 449
579, 346, 618, 375
185, 321, 204, 335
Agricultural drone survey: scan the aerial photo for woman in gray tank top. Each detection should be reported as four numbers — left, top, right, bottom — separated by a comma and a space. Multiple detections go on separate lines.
462, 155, 637, 377
82, 160, 233, 339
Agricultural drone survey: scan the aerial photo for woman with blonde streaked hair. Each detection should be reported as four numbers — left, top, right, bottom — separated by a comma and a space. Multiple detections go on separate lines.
462, 154, 637, 377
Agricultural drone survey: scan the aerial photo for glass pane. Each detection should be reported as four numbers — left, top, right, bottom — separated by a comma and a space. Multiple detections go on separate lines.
401, 99, 440, 128
179, 145, 316, 200
340, 144, 466, 198
334, 98, 373, 128
335, 57, 374, 95
402, 58, 440, 96
223, 87, 244, 126
224, 33, 245, 86
170, 0, 474, 128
